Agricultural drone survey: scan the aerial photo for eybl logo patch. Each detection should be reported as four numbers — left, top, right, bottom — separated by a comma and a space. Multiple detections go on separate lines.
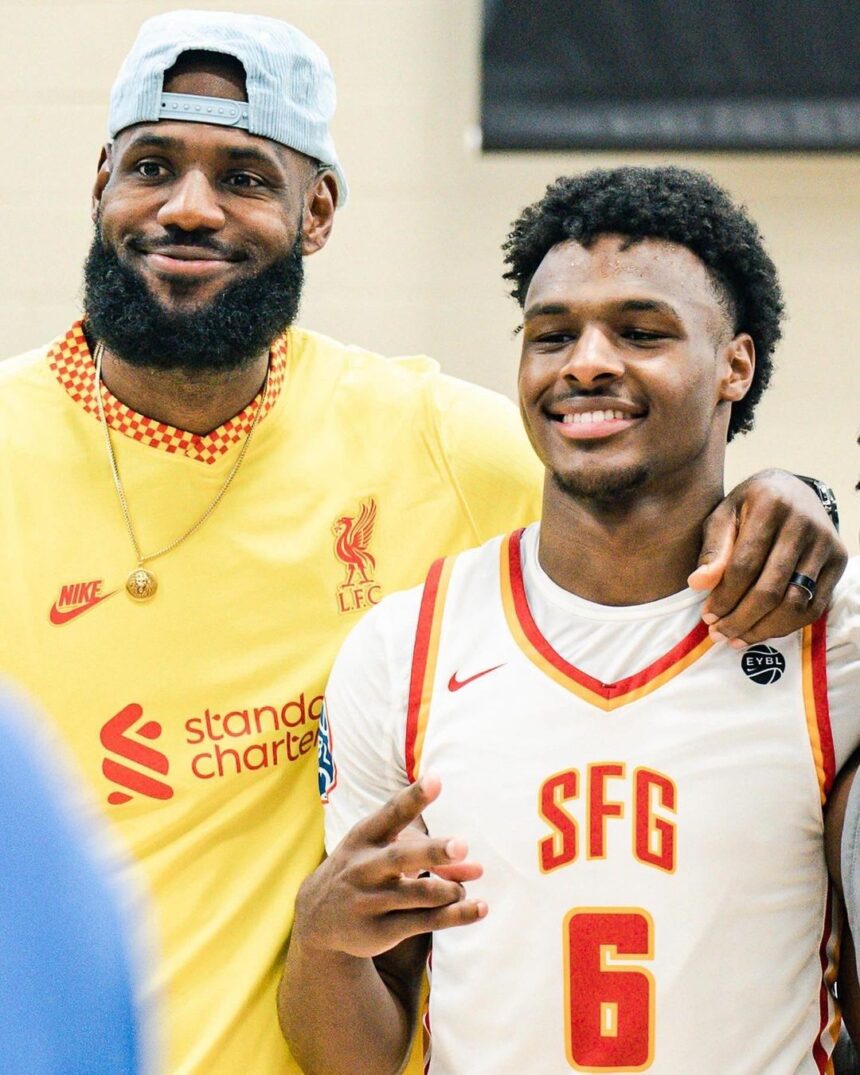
741, 644, 786, 685
317, 701, 337, 802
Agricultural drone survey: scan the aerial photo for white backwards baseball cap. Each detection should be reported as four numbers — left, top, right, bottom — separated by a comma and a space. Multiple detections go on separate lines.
107, 9, 348, 205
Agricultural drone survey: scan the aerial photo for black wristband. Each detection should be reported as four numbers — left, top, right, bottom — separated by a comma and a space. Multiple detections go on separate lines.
795, 475, 840, 532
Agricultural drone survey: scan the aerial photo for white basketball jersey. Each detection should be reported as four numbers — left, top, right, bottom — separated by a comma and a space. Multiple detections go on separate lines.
403, 530, 838, 1075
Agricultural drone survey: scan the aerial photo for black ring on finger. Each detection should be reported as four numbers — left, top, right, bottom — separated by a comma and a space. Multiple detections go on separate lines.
788, 571, 817, 603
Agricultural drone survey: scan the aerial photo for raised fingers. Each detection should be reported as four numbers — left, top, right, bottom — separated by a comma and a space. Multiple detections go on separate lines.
363, 834, 472, 884
376, 874, 467, 911
349, 775, 442, 848
428, 860, 485, 883
382, 899, 488, 942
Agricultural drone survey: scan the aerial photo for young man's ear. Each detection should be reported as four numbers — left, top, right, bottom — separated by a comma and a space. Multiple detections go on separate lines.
720, 333, 756, 403
91, 144, 113, 222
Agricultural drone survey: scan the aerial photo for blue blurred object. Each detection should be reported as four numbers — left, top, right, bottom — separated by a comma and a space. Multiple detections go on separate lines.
0, 687, 142, 1074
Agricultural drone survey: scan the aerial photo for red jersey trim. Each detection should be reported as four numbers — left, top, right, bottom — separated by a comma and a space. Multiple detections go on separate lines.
405, 557, 453, 783
500, 529, 713, 712
802, 618, 836, 804
47, 320, 286, 465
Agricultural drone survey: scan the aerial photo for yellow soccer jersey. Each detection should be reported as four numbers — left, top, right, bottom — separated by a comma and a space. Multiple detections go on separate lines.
0, 322, 542, 1075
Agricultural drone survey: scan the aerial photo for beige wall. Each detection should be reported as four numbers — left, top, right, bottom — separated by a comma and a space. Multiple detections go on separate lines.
3, 0, 858, 551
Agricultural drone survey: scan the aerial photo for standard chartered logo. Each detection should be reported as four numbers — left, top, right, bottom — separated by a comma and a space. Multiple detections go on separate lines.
184, 692, 323, 779
100, 694, 322, 802
100, 703, 173, 805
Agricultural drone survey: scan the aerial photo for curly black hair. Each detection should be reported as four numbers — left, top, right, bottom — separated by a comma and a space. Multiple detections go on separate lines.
502, 166, 784, 440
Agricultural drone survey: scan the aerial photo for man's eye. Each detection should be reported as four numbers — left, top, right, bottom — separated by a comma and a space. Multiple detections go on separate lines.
622, 329, 664, 342
226, 173, 264, 189
135, 161, 166, 178
535, 332, 574, 345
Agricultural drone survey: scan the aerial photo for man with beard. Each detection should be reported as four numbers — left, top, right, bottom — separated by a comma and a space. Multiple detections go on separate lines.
0, 13, 846, 1075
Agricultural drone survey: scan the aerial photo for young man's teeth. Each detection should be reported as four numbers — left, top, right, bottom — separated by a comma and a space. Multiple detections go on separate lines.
561, 409, 627, 424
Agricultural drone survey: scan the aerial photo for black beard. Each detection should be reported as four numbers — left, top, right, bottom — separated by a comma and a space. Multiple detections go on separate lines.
83, 227, 304, 374
550, 463, 651, 506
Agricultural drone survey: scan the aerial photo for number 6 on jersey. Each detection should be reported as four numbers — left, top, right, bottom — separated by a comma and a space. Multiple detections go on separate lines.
564, 908, 655, 1072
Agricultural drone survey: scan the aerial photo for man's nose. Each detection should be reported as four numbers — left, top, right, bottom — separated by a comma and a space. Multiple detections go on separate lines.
558, 326, 624, 387
156, 170, 225, 233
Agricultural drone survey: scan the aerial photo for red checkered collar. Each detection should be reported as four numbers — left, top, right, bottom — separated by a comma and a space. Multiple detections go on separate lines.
47, 321, 286, 465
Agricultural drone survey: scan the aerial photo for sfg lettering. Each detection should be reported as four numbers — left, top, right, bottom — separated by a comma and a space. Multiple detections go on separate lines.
538, 763, 677, 874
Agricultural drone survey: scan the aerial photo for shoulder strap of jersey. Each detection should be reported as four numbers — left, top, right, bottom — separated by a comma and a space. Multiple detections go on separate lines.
404, 554, 456, 783
802, 615, 835, 804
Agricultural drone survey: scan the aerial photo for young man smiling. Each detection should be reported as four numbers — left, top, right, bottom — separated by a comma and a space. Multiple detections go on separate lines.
0, 11, 848, 1073
281, 167, 860, 1075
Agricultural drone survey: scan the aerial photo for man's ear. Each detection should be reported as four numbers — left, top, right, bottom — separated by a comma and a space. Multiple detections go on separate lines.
720, 332, 755, 403
301, 170, 337, 256
91, 144, 113, 222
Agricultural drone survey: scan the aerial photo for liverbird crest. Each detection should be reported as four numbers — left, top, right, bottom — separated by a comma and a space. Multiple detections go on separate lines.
333, 498, 378, 587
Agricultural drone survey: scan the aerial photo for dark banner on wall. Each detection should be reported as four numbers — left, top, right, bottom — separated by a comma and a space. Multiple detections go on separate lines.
481, 0, 860, 150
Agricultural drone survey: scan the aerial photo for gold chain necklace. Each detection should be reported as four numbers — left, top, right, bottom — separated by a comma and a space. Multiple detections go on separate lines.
94, 341, 269, 602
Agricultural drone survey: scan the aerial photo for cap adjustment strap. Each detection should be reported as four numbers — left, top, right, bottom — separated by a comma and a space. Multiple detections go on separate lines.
159, 92, 249, 130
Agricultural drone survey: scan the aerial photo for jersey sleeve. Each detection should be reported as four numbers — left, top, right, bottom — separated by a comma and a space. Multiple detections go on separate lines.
430, 373, 543, 543
320, 588, 423, 853
825, 556, 860, 773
